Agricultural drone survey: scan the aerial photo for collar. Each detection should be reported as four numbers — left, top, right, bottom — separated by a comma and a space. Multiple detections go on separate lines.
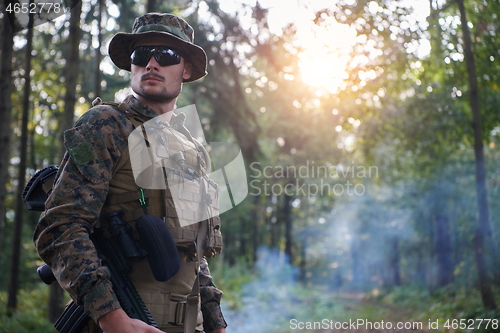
123, 95, 186, 130
123, 95, 159, 120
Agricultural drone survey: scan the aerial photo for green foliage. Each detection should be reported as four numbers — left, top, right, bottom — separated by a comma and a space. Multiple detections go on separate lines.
380, 285, 500, 332
214, 257, 493, 333
0, 286, 56, 333
0, 212, 47, 291
208, 255, 256, 310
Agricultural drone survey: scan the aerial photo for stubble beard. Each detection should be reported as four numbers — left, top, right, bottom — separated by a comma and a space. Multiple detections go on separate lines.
133, 71, 184, 104
137, 84, 182, 104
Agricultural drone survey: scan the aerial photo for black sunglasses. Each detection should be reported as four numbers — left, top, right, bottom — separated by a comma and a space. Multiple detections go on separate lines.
130, 45, 182, 67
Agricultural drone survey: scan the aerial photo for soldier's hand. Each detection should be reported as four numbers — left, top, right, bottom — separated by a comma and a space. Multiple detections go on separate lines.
98, 308, 164, 333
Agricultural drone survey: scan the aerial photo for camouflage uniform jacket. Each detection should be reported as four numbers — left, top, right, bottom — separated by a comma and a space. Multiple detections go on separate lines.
33, 95, 226, 331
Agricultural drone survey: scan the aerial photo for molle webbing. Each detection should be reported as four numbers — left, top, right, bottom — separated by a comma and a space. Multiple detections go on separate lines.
104, 187, 221, 249
98, 100, 222, 256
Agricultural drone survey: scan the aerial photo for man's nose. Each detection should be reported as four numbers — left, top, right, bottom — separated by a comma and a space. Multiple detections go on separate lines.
145, 56, 160, 71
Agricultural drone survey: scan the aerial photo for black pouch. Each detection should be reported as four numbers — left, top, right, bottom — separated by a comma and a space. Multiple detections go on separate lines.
136, 215, 180, 282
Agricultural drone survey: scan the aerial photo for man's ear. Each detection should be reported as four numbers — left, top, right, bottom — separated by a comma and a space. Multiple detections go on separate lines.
182, 62, 193, 81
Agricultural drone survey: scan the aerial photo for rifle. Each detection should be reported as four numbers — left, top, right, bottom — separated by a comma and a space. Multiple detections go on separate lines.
38, 210, 159, 333
26, 166, 180, 332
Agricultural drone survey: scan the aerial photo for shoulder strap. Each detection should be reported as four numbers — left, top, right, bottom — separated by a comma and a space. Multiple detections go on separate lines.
92, 97, 145, 128
92, 97, 128, 112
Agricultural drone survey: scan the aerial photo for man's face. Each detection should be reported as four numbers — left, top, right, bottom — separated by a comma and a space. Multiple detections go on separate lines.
130, 37, 192, 104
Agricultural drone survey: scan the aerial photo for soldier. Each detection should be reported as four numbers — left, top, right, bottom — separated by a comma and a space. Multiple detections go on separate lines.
33, 13, 227, 333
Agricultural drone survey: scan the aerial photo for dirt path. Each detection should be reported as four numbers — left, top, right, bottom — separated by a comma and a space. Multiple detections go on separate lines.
305, 294, 434, 333
325, 309, 433, 332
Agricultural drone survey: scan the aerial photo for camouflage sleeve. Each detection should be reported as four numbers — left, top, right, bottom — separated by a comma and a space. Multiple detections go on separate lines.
33, 105, 133, 322
199, 257, 227, 331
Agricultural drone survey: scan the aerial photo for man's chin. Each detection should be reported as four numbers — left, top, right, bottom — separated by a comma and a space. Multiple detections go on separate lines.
139, 90, 178, 103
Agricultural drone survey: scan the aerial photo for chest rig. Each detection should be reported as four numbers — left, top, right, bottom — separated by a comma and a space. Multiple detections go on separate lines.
96, 100, 222, 258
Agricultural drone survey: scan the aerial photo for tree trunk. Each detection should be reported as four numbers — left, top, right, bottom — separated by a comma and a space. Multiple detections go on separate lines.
456, 0, 496, 309
225, 230, 235, 266
299, 235, 307, 285
94, 0, 102, 99
0, 1, 16, 256
283, 190, 293, 263
390, 237, 402, 286
351, 236, 362, 291
239, 216, 247, 257
298, 200, 310, 285
416, 248, 426, 286
7, 6, 34, 313
269, 196, 277, 248
251, 194, 260, 264
59, 1, 82, 160
48, 283, 64, 322
435, 214, 454, 287
147, 0, 156, 12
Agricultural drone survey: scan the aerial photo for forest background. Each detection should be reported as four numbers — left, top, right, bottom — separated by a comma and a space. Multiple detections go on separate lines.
0, 0, 499, 332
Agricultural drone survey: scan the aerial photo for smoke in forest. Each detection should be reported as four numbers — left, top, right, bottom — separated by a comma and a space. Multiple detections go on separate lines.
222, 174, 492, 332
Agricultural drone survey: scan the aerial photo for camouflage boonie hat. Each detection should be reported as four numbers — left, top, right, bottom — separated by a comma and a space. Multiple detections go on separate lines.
108, 13, 207, 82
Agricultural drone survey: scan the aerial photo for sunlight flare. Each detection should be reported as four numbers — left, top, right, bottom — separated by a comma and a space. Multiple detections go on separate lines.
298, 49, 350, 93
296, 17, 357, 93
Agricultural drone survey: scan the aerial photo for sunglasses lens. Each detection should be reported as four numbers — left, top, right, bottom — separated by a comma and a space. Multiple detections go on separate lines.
130, 46, 152, 66
130, 46, 182, 67
155, 48, 181, 66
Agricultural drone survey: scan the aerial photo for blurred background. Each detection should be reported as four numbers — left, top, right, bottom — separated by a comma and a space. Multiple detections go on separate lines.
0, 0, 499, 332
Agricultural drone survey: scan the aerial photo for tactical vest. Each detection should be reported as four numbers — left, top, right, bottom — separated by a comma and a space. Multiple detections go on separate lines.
93, 99, 222, 332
